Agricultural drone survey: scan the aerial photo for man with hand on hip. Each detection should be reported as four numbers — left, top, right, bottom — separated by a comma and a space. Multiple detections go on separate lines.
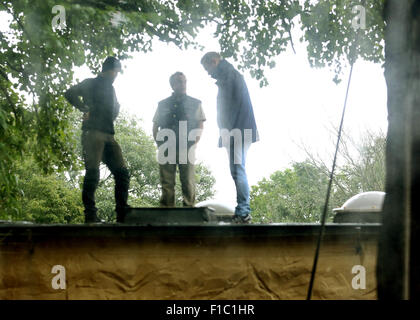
65, 56, 130, 223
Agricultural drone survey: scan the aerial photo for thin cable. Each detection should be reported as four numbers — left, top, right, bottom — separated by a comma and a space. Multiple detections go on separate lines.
306, 62, 355, 300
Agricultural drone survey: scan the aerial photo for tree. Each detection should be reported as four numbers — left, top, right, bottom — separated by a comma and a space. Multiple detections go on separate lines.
299, 0, 385, 82
331, 130, 386, 206
300, 129, 386, 209
250, 130, 386, 223
1, 156, 84, 223
250, 161, 329, 223
1, 1, 385, 214
377, 0, 420, 299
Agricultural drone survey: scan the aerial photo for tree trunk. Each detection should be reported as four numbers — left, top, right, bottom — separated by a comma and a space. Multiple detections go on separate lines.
377, 0, 420, 299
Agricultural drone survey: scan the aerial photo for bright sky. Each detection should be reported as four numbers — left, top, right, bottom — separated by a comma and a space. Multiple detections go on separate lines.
1, 12, 388, 208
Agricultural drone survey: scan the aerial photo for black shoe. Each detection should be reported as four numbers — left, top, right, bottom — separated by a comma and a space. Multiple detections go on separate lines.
116, 205, 131, 223
232, 214, 252, 224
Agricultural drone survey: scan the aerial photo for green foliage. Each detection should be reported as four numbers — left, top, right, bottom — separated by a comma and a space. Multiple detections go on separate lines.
214, 0, 302, 86
1, 158, 84, 223
251, 130, 386, 223
115, 114, 162, 206
193, 164, 216, 203
300, 0, 385, 82
250, 161, 329, 223
18, 173, 84, 224
0, 70, 27, 217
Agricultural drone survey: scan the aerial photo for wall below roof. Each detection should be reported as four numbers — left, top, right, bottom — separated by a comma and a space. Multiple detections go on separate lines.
0, 224, 379, 299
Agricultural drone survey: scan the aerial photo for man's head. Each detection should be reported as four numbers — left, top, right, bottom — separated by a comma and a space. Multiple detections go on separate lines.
169, 72, 187, 95
101, 56, 122, 82
201, 52, 221, 77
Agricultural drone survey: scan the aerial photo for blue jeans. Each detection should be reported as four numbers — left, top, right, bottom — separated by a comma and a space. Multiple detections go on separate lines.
225, 140, 251, 217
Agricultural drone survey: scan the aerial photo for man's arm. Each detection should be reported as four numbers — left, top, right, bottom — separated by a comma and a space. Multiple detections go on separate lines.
225, 70, 244, 129
194, 121, 204, 144
64, 80, 90, 113
152, 103, 162, 142
152, 122, 159, 142
194, 101, 206, 144
112, 88, 120, 121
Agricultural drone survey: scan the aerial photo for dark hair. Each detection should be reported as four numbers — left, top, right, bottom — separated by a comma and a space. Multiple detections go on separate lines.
169, 71, 185, 87
201, 52, 221, 65
102, 56, 121, 72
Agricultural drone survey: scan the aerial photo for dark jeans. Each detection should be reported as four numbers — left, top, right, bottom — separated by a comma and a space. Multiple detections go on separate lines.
81, 130, 129, 217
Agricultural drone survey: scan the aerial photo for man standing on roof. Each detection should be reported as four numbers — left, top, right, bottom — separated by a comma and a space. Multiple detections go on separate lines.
64, 56, 130, 223
201, 52, 259, 224
153, 72, 206, 207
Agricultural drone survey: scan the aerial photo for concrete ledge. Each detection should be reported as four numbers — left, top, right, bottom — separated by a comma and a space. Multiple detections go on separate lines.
0, 223, 380, 300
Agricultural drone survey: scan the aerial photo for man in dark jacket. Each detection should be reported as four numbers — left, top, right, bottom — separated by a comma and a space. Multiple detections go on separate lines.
201, 52, 259, 223
64, 56, 130, 223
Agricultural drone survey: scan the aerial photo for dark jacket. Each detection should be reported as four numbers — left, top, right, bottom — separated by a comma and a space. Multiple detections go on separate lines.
153, 93, 206, 149
153, 93, 205, 133
212, 59, 259, 146
64, 75, 120, 134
